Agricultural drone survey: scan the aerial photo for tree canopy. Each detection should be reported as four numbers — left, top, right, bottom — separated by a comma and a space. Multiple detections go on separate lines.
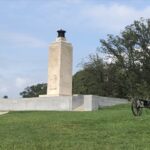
20, 83, 47, 98
3, 95, 8, 99
73, 18, 150, 98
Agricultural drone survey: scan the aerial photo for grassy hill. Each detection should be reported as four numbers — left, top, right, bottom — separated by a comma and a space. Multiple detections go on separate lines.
0, 104, 150, 150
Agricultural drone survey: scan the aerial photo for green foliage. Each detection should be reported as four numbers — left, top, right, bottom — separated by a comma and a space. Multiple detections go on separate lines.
73, 54, 128, 98
100, 18, 150, 97
73, 18, 150, 98
3, 95, 8, 99
73, 54, 106, 96
20, 83, 47, 98
1, 105, 150, 149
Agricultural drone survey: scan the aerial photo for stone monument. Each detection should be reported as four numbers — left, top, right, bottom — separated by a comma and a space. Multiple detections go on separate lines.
0, 30, 128, 112
47, 29, 73, 96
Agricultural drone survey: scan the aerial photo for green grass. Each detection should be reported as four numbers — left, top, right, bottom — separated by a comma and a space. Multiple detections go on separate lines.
1, 104, 150, 150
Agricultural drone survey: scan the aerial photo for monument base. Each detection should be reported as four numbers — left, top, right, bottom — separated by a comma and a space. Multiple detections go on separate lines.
39, 94, 72, 97
0, 95, 128, 112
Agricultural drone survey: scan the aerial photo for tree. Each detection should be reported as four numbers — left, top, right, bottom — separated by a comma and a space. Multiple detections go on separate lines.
20, 83, 47, 98
3, 95, 8, 99
73, 54, 108, 96
100, 18, 150, 97
73, 18, 150, 98
73, 53, 128, 98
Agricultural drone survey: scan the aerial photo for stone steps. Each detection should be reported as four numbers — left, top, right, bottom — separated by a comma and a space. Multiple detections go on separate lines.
73, 105, 84, 111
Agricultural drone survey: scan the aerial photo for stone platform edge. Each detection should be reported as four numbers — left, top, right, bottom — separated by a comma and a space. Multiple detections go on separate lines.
0, 95, 128, 111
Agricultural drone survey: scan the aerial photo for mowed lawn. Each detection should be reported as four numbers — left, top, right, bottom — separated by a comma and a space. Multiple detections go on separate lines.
0, 104, 150, 150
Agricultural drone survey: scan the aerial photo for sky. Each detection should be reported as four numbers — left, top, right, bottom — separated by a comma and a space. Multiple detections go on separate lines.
0, 0, 150, 98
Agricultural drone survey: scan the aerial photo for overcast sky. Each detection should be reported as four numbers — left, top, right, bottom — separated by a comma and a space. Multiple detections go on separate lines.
0, 0, 150, 98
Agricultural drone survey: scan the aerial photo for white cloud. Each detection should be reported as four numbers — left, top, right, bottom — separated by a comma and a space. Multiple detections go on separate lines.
0, 32, 47, 48
63, 0, 83, 4
15, 77, 29, 88
81, 3, 150, 32
0, 76, 9, 96
36, 2, 150, 34
0, 75, 42, 98
0, 87, 8, 94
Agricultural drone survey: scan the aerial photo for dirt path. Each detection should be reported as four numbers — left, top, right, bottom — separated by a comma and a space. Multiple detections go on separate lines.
0, 112, 8, 115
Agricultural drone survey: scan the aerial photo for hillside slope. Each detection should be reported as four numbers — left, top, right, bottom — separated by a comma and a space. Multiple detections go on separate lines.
0, 104, 150, 150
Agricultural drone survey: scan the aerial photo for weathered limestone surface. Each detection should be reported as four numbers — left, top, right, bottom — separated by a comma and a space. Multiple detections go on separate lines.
72, 95, 84, 110
0, 97, 72, 111
83, 95, 128, 111
0, 96, 128, 111
47, 37, 73, 96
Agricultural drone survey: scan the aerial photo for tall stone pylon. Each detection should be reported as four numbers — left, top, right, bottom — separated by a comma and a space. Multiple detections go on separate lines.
47, 30, 73, 96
